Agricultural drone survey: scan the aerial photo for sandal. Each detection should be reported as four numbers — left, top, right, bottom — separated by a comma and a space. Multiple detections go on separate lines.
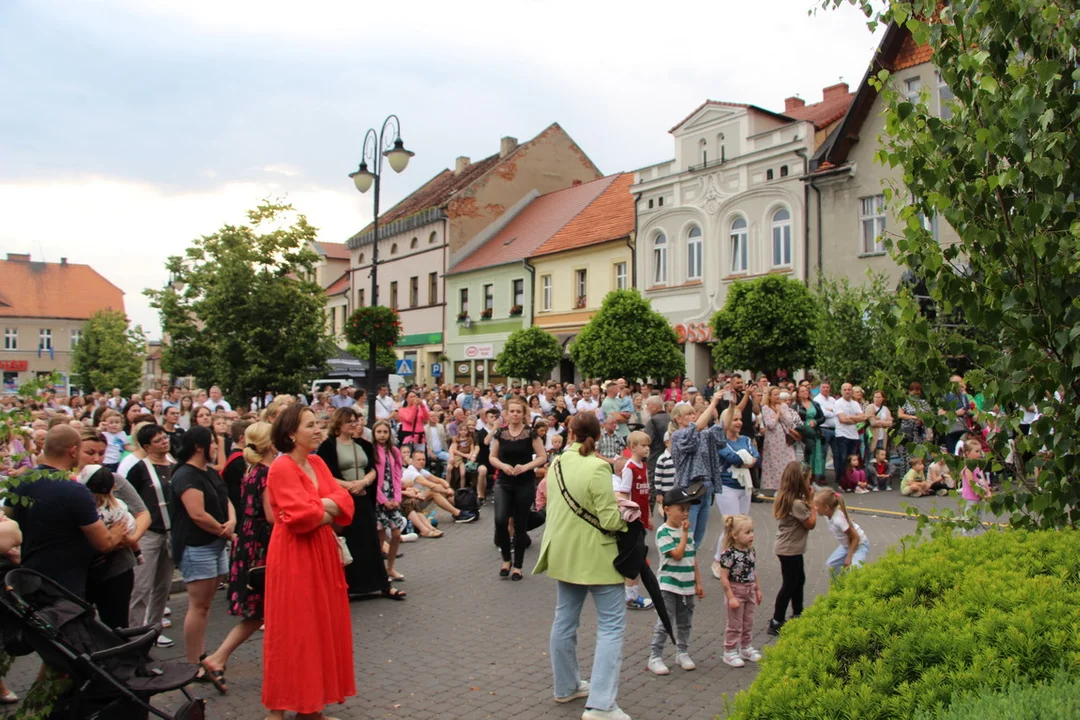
381, 587, 407, 601
499, 563, 511, 578
197, 654, 228, 695
510, 570, 524, 582
0, 690, 18, 705
421, 530, 444, 538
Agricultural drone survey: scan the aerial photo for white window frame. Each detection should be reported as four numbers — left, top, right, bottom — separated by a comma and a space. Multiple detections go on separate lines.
71, 329, 82, 348
859, 195, 887, 255
770, 209, 792, 267
459, 288, 469, 314
686, 226, 703, 280
652, 233, 668, 285
39, 328, 52, 351
919, 211, 940, 242
541, 275, 552, 311
937, 71, 955, 120
483, 284, 494, 311
614, 262, 627, 291
3, 328, 16, 351
575, 269, 588, 307
905, 76, 922, 104
730, 217, 748, 274
511, 278, 524, 308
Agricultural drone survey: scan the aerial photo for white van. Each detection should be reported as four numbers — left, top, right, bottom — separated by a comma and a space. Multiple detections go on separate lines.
310, 379, 352, 397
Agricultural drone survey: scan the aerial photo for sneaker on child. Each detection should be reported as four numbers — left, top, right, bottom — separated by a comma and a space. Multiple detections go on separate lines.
676, 653, 696, 671
454, 511, 478, 523
710, 560, 723, 580
582, 707, 631, 720
739, 646, 763, 663
722, 650, 745, 668
647, 656, 670, 676
400, 532, 419, 542
626, 596, 653, 611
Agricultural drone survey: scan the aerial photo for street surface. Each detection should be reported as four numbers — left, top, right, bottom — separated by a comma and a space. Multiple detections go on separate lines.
1, 492, 945, 719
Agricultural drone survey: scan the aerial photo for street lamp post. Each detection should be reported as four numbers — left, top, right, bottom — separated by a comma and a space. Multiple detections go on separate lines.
349, 115, 415, 424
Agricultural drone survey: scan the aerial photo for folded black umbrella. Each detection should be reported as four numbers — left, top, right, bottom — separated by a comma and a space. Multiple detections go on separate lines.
639, 560, 674, 644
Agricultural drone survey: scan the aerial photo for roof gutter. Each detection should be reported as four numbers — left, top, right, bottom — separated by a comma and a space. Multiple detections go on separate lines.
795, 148, 810, 287
631, 192, 643, 289
523, 258, 536, 326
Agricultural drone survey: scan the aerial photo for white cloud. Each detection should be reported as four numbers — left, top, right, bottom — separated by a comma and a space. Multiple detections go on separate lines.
0, 176, 367, 339
262, 163, 301, 177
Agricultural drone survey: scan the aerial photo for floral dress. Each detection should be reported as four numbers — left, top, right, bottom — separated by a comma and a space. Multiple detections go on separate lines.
761, 405, 798, 491
227, 463, 271, 619
374, 462, 407, 533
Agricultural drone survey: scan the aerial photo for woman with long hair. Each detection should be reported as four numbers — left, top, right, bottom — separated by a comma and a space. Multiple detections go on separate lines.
396, 391, 429, 449
316, 408, 404, 600
262, 404, 355, 719
177, 394, 194, 430
199, 422, 275, 694
193, 405, 213, 429
794, 385, 826, 485
169, 426, 235, 688
490, 396, 547, 581
120, 401, 144, 434
534, 411, 629, 717
371, 419, 407, 582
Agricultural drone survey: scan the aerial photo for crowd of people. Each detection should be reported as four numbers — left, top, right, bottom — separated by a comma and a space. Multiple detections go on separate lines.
0, 371, 1003, 719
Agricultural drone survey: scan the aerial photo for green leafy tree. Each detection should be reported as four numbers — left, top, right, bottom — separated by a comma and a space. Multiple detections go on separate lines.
570, 289, 684, 380
70, 309, 145, 395
145, 201, 334, 404
344, 306, 402, 370
710, 275, 817, 379
496, 326, 563, 381
824, 0, 1080, 529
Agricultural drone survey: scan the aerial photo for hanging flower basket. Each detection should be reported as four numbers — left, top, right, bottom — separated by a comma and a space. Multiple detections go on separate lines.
344, 305, 403, 349
480, 308, 494, 320
456, 312, 470, 323
509, 304, 523, 316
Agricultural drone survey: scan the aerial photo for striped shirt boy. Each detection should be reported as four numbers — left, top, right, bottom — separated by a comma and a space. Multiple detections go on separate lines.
656, 523, 697, 595
653, 450, 675, 499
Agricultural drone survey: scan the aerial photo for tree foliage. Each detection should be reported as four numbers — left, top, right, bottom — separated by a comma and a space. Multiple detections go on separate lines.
570, 289, 684, 381
145, 201, 334, 404
70, 310, 145, 395
496, 325, 563, 381
710, 275, 817, 379
825, 0, 1080, 528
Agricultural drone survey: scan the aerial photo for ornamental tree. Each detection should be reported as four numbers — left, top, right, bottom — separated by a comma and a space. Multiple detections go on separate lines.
826, 0, 1080, 529
70, 309, 145, 395
570, 289, 684, 381
496, 326, 563, 382
344, 306, 403, 370
710, 275, 817, 379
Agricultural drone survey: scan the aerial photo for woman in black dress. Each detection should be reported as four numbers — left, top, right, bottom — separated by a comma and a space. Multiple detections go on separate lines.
316, 407, 405, 600
490, 396, 547, 581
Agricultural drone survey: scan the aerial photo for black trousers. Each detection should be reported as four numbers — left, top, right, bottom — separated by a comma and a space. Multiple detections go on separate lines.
773, 555, 805, 623
495, 479, 536, 569
87, 568, 135, 630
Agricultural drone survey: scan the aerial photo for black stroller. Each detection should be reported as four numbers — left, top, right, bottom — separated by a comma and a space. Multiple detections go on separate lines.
0, 568, 205, 719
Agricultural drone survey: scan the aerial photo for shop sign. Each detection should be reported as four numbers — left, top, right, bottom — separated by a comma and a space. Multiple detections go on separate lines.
463, 343, 495, 359
674, 322, 713, 344
457, 363, 471, 375
0, 360, 28, 371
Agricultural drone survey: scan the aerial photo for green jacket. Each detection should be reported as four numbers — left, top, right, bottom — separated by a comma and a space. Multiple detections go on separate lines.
533, 444, 627, 585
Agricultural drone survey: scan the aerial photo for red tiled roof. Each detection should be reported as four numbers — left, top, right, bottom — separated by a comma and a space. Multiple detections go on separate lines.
0, 257, 124, 320
448, 175, 619, 275
314, 241, 350, 260
894, 34, 934, 71
784, 85, 856, 130
531, 173, 635, 258
325, 272, 350, 297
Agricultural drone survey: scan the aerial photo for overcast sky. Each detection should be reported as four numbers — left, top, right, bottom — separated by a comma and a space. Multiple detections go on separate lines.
0, 0, 883, 338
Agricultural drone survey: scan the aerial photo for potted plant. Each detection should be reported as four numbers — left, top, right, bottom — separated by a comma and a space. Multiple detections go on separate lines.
456, 311, 470, 323
480, 308, 493, 320
509, 304, 523, 316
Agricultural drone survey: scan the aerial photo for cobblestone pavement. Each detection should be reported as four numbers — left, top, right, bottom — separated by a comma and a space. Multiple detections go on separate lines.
1, 491, 940, 719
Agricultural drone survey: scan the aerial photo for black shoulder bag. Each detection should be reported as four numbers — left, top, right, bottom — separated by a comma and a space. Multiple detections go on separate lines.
552, 457, 647, 578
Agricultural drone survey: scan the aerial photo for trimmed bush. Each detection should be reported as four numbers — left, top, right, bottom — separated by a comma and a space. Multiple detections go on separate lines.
915, 672, 1080, 720
727, 530, 1080, 720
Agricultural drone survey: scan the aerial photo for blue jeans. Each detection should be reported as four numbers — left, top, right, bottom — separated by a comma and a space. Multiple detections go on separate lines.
688, 486, 713, 549
826, 539, 870, 578
551, 581, 626, 711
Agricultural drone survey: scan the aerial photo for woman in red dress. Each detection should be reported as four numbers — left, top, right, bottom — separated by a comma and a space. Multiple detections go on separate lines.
263, 403, 356, 720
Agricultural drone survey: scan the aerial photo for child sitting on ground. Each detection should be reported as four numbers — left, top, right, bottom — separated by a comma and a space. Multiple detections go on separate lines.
839, 454, 869, 494
866, 447, 896, 492
648, 483, 706, 676
718, 514, 763, 668
900, 457, 931, 496
928, 454, 955, 490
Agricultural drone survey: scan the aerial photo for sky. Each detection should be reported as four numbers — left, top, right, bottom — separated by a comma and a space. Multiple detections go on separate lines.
0, 0, 883, 339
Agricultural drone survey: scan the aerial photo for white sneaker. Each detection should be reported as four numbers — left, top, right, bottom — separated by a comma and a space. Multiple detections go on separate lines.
555, 679, 590, 703
163, 606, 171, 617
647, 656, 670, 675
722, 650, 745, 667
740, 646, 763, 663
400, 532, 419, 543
626, 596, 653, 610
161, 617, 172, 629
582, 706, 631, 720
155, 635, 175, 648
710, 560, 723, 580
676, 652, 696, 671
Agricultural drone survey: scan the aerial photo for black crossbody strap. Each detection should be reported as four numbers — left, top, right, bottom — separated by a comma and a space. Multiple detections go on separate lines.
553, 457, 616, 538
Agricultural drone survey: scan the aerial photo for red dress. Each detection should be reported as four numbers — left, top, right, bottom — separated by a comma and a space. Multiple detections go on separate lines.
262, 454, 356, 713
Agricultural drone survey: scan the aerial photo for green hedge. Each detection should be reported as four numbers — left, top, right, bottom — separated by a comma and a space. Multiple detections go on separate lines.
726, 530, 1080, 720
915, 673, 1080, 720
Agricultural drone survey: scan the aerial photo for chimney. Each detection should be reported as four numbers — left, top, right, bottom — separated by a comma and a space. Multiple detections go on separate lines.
823, 82, 850, 101
499, 136, 518, 158
60, 257, 68, 265
572, 179, 583, 187
455, 156, 471, 175
784, 96, 805, 113
6, 253, 30, 262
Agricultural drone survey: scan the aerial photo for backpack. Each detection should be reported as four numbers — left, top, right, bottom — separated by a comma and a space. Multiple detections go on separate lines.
454, 487, 479, 516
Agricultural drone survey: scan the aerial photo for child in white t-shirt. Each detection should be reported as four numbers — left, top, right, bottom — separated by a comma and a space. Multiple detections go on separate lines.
100, 411, 130, 470
813, 489, 869, 578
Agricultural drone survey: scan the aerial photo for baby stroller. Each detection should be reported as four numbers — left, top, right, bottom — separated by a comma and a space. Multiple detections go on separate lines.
0, 568, 205, 720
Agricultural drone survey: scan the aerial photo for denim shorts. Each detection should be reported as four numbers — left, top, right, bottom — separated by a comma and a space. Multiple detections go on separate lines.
178, 539, 229, 583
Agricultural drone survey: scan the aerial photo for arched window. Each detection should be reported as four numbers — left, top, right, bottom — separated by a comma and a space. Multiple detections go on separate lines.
652, 233, 668, 285
410, 236, 418, 250
686, 226, 703, 280
771, 208, 792, 267
358, 252, 366, 265
429, 231, 438, 244
730, 217, 748, 273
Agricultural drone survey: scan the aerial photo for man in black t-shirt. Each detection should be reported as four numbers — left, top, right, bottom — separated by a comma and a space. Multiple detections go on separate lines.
6, 426, 127, 598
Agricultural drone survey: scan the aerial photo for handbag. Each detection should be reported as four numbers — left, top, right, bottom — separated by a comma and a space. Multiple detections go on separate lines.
552, 458, 646, 579
336, 535, 353, 566
786, 428, 802, 445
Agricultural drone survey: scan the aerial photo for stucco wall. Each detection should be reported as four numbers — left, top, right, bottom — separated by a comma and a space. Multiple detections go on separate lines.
531, 240, 633, 331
